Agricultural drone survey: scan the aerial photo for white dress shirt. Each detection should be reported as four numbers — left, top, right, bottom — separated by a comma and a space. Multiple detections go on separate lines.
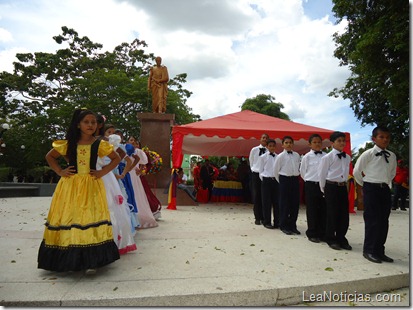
259, 152, 278, 179
318, 148, 351, 193
353, 145, 396, 188
274, 149, 301, 182
300, 150, 325, 182
249, 144, 268, 173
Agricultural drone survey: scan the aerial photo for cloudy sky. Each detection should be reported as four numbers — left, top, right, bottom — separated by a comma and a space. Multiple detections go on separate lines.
0, 0, 375, 150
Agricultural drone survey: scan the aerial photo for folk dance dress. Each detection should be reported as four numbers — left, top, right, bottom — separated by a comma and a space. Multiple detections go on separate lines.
120, 144, 140, 229
107, 136, 140, 232
37, 139, 120, 272
140, 175, 162, 219
98, 156, 137, 255
129, 149, 158, 228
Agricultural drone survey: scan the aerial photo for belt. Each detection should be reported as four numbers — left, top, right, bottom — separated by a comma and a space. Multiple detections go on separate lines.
263, 177, 277, 180
280, 175, 298, 178
365, 182, 389, 188
326, 180, 347, 186
305, 181, 319, 185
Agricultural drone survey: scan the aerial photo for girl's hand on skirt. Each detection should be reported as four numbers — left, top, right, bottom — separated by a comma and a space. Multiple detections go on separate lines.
89, 169, 104, 179
59, 166, 76, 177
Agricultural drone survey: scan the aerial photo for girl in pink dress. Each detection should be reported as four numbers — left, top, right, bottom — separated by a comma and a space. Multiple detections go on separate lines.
128, 136, 158, 228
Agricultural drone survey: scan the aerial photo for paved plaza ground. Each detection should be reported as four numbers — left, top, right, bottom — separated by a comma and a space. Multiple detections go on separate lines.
0, 197, 409, 306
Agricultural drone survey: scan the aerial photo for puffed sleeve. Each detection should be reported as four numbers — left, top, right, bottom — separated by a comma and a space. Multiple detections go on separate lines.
52, 140, 68, 156
137, 148, 148, 165
98, 140, 114, 157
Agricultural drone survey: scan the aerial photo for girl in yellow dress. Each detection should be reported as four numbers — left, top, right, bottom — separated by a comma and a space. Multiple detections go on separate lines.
37, 109, 121, 273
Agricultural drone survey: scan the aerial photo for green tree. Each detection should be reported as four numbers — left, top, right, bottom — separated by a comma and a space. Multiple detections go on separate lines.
240, 94, 290, 120
329, 0, 409, 159
0, 26, 199, 172
351, 141, 374, 166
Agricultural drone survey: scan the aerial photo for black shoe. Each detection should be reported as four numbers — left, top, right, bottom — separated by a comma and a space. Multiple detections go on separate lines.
363, 253, 382, 263
340, 244, 352, 250
291, 229, 301, 235
255, 220, 262, 225
401, 208, 407, 211
379, 254, 394, 263
281, 229, 293, 235
392, 207, 397, 210
308, 237, 320, 243
264, 224, 275, 229
328, 243, 341, 250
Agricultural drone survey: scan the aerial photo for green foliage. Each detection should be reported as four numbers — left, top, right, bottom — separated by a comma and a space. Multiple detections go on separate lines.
0, 26, 199, 170
0, 167, 11, 182
240, 94, 290, 120
207, 156, 242, 169
330, 0, 409, 160
27, 166, 53, 183
351, 141, 374, 166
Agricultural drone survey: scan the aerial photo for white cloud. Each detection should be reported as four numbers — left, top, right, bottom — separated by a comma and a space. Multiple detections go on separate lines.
0, 28, 13, 43
0, 0, 370, 150
121, 0, 257, 36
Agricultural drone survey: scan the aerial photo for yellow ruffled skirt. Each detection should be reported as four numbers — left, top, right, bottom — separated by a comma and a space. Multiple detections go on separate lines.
38, 174, 120, 272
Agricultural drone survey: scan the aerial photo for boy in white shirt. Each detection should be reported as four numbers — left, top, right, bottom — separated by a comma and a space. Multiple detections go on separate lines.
274, 136, 301, 235
249, 133, 269, 225
319, 131, 351, 251
300, 134, 326, 243
258, 139, 279, 229
353, 126, 396, 263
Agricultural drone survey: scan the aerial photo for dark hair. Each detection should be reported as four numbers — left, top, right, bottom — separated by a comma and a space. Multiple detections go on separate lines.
104, 123, 115, 134
282, 136, 293, 143
330, 131, 345, 142
266, 139, 276, 145
372, 126, 390, 138
96, 114, 105, 124
114, 129, 123, 135
95, 114, 105, 136
309, 134, 322, 143
66, 109, 96, 166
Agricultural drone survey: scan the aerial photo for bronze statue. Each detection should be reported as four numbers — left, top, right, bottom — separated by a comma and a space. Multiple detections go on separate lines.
148, 56, 169, 113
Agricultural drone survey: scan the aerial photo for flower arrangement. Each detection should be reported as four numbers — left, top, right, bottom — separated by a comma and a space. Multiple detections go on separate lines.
141, 146, 163, 175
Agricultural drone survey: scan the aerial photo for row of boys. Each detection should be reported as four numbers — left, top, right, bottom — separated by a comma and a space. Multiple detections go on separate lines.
249, 127, 397, 263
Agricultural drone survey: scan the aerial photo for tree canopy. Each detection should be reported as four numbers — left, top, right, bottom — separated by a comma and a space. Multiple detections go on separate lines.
0, 26, 200, 175
240, 94, 290, 120
330, 0, 409, 159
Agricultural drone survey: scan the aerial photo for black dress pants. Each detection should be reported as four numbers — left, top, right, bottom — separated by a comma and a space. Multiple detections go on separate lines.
304, 181, 326, 239
261, 177, 279, 226
363, 182, 391, 255
278, 175, 299, 231
324, 182, 349, 246
251, 172, 263, 222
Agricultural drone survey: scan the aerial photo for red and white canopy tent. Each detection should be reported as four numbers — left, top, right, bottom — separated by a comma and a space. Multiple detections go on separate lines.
168, 110, 354, 210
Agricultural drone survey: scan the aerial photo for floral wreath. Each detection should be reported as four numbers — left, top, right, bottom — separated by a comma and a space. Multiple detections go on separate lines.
141, 146, 163, 175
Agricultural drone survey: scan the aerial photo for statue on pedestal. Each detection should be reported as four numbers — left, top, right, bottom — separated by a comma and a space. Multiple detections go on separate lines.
148, 56, 169, 113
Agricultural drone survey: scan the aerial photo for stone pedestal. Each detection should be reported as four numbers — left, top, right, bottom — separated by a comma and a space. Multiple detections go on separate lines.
137, 113, 175, 190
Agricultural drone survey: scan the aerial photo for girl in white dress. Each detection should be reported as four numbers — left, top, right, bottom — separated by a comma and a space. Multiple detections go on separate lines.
96, 123, 137, 254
